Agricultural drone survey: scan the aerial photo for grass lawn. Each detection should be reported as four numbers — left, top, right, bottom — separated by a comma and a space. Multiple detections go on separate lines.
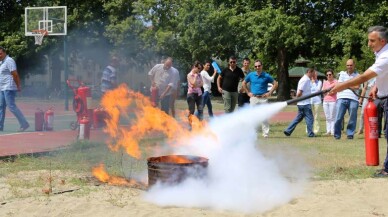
0, 97, 386, 192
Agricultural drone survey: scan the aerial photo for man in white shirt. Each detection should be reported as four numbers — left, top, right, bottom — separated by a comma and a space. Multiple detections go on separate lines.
148, 57, 177, 114
284, 68, 315, 137
330, 26, 388, 177
333, 59, 360, 140
0, 46, 30, 132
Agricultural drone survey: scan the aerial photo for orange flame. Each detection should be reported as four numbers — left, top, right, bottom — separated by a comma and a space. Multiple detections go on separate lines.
92, 163, 147, 188
93, 84, 219, 186
100, 84, 216, 159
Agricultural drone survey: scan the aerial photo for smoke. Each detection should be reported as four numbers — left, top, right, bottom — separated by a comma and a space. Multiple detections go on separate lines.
143, 102, 310, 213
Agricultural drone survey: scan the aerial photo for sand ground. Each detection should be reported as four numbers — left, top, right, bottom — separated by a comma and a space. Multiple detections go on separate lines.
1, 170, 387, 217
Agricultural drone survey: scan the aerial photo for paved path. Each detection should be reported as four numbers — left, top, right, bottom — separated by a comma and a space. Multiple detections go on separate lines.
0, 99, 296, 157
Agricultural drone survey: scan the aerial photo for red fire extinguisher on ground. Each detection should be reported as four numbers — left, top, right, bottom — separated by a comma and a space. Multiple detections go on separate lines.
150, 86, 159, 107
364, 98, 379, 166
35, 109, 44, 131
79, 116, 90, 140
44, 108, 54, 131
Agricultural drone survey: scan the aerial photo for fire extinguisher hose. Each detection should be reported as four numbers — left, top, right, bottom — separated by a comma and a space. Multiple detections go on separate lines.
349, 89, 388, 100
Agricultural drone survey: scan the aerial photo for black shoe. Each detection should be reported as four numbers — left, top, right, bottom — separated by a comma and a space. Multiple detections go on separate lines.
347, 135, 354, 139
283, 131, 290, 136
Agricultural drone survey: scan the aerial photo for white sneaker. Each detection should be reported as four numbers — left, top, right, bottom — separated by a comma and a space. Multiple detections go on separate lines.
263, 134, 269, 138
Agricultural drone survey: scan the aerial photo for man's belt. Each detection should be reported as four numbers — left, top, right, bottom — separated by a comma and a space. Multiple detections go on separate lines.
253, 94, 267, 98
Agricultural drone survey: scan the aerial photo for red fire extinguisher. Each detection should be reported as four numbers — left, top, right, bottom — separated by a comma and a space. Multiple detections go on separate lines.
79, 116, 90, 140
364, 98, 379, 166
35, 109, 44, 131
44, 108, 54, 131
150, 86, 159, 107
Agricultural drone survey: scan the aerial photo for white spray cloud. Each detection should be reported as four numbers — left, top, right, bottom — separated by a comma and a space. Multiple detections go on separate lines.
144, 102, 310, 213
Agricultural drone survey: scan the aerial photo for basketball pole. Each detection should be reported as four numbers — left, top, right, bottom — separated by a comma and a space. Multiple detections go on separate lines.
64, 35, 69, 111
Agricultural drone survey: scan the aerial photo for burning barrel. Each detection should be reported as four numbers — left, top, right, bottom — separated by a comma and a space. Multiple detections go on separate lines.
147, 155, 208, 187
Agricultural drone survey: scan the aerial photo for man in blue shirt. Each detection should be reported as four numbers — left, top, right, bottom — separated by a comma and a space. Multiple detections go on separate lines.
242, 60, 278, 138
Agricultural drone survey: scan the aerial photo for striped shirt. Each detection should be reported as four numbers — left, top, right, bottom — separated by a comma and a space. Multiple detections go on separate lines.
0, 55, 18, 91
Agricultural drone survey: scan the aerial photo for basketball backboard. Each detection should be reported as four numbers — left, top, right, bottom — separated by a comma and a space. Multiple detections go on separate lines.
25, 6, 67, 36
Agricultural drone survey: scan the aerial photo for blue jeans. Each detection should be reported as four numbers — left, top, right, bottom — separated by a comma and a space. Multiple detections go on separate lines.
201, 91, 213, 117
284, 104, 314, 137
383, 99, 388, 172
334, 98, 358, 139
0, 90, 29, 130
160, 95, 171, 114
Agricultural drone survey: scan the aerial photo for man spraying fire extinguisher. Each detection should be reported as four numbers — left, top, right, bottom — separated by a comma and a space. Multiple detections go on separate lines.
330, 26, 388, 177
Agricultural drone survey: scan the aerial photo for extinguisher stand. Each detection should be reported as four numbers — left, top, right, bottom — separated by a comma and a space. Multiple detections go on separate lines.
364, 98, 379, 166
79, 116, 90, 140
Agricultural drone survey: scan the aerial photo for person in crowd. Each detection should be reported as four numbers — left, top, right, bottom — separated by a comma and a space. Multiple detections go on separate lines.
217, 56, 245, 113
333, 59, 360, 139
322, 69, 337, 135
357, 77, 376, 135
148, 57, 177, 114
242, 60, 278, 138
187, 61, 204, 125
0, 46, 30, 132
167, 60, 180, 118
330, 26, 388, 177
200, 60, 217, 118
101, 56, 119, 95
284, 68, 315, 137
238, 57, 251, 107
310, 70, 323, 134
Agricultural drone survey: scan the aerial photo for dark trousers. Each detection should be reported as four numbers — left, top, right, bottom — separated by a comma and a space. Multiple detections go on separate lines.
160, 95, 171, 114
383, 99, 388, 171
238, 92, 250, 107
187, 93, 203, 120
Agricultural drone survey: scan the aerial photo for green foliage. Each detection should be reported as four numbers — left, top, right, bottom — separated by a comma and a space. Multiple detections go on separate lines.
1, 0, 388, 96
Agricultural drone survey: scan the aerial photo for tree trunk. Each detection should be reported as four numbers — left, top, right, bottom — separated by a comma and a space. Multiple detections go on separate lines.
276, 47, 290, 101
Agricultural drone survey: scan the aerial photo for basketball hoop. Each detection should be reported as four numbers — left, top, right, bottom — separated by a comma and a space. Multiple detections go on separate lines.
32, 29, 48, 45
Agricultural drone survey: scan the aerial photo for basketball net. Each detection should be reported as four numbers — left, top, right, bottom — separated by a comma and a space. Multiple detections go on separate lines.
32, 30, 48, 45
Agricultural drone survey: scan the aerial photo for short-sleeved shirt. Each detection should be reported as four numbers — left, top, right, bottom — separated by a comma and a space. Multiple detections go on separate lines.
170, 67, 180, 91
369, 44, 388, 97
187, 71, 203, 96
148, 64, 175, 96
297, 74, 311, 105
0, 55, 18, 91
244, 71, 274, 95
337, 71, 359, 101
323, 79, 338, 102
310, 79, 322, 104
101, 65, 117, 93
201, 70, 214, 93
219, 67, 244, 92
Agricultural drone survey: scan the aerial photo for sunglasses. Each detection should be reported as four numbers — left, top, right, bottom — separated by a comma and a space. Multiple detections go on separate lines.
229, 61, 236, 64
254, 65, 262, 68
